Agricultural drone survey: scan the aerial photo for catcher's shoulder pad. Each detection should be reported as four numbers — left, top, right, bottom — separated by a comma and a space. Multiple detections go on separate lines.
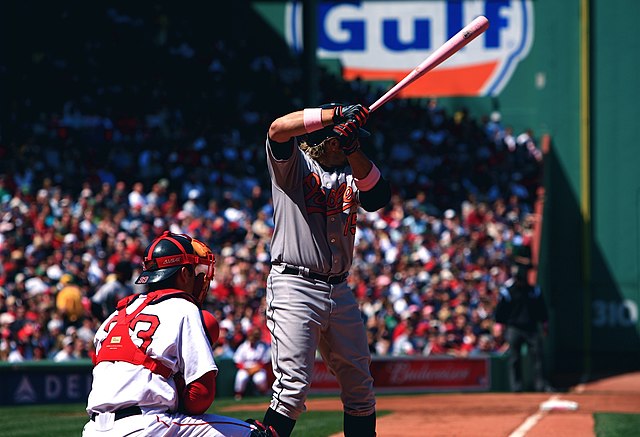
116, 293, 139, 310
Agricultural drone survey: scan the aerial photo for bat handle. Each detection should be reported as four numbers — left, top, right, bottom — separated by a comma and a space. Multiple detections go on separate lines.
369, 99, 385, 113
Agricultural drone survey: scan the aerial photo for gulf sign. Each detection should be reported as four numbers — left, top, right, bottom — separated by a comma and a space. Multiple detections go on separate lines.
286, 0, 533, 96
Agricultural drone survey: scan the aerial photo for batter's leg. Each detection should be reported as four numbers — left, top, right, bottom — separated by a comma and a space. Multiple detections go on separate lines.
318, 283, 376, 417
264, 273, 329, 434
344, 411, 376, 437
263, 407, 296, 437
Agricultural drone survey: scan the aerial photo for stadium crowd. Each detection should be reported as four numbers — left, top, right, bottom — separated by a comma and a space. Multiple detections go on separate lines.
1, 4, 543, 368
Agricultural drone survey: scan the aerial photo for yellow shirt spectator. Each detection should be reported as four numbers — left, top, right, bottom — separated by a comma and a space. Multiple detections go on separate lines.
56, 274, 84, 323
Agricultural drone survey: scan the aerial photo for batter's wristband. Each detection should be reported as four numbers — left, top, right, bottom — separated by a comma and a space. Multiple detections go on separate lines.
354, 163, 381, 191
303, 108, 324, 133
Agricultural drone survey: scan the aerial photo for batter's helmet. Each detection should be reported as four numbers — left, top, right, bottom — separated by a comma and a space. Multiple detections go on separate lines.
135, 231, 215, 293
302, 103, 370, 147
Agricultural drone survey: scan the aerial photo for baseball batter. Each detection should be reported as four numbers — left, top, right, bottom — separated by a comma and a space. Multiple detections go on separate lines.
261, 104, 391, 437
83, 231, 277, 437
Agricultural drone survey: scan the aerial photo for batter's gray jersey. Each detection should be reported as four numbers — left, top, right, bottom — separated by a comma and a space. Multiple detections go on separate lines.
266, 137, 359, 275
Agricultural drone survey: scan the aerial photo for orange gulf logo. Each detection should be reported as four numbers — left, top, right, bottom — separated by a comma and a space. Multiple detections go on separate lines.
286, 0, 533, 96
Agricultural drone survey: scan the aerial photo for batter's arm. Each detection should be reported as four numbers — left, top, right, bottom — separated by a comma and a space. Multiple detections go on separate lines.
359, 176, 391, 212
268, 109, 334, 143
345, 148, 373, 179
347, 150, 392, 211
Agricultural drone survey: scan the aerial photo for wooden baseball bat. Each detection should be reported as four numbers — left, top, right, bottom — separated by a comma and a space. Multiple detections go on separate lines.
369, 15, 489, 112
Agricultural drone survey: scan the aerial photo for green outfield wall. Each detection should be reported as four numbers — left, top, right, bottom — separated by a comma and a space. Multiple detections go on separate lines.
252, 0, 640, 385
522, 0, 640, 384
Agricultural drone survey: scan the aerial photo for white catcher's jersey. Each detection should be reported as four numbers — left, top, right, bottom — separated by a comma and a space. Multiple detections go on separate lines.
86, 294, 217, 414
266, 137, 360, 274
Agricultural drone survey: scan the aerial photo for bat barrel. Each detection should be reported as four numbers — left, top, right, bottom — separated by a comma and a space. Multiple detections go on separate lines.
369, 15, 489, 112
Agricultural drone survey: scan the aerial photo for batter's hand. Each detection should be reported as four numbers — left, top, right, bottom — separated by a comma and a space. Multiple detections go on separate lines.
332, 120, 361, 156
246, 419, 280, 437
332, 104, 369, 127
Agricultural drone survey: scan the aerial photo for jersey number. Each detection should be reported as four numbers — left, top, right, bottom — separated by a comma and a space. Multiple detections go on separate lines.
344, 211, 357, 236
105, 313, 161, 354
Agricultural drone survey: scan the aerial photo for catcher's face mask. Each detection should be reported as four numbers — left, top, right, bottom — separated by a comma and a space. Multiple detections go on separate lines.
189, 237, 216, 304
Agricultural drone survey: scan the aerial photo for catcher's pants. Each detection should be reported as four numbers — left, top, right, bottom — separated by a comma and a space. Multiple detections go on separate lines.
235, 368, 269, 395
82, 408, 258, 436
265, 270, 376, 420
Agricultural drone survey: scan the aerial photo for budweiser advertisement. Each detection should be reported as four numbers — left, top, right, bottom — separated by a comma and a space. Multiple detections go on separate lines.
308, 357, 490, 393
285, 0, 534, 96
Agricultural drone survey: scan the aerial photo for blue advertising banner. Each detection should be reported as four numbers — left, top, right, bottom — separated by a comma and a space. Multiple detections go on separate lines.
0, 363, 92, 405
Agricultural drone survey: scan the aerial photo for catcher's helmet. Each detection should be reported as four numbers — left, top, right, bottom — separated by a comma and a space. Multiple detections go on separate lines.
302, 103, 370, 147
135, 231, 215, 293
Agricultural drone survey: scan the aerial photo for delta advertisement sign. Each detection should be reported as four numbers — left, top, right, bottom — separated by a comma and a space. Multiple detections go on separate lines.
284, 0, 534, 97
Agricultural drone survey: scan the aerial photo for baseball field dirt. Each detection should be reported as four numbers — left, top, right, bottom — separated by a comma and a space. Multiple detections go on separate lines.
225, 371, 640, 436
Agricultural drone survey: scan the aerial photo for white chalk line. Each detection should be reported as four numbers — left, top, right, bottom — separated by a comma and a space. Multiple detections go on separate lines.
508, 394, 560, 437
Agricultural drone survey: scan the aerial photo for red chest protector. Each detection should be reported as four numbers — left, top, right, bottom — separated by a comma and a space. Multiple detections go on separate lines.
94, 289, 198, 378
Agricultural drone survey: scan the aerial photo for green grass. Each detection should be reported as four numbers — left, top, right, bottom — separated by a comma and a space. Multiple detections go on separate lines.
12, 399, 640, 437
0, 403, 86, 437
594, 412, 640, 437
0, 396, 345, 437
210, 396, 345, 437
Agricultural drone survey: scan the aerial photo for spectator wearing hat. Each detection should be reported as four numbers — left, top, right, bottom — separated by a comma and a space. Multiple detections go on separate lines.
53, 336, 76, 362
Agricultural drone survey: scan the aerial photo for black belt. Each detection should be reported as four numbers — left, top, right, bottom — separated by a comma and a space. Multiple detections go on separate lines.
91, 406, 142, 421
281, 265, 348, 284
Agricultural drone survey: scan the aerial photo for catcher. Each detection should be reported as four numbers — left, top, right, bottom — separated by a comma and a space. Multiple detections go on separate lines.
83, 231, 277, 437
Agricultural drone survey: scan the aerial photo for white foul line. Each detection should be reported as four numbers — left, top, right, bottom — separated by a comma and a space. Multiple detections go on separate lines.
508, 395, 559, 437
